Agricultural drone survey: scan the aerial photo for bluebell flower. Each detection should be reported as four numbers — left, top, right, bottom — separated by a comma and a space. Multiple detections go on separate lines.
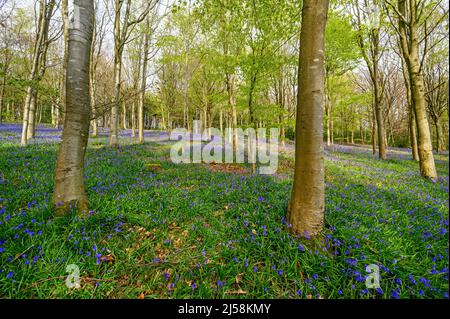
391, 289, 400, 299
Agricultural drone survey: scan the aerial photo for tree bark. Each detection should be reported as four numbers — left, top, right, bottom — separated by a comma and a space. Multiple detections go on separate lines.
21, 0, 54, 145
139, 17, 150, 144
53, 0, 94, 214
397, 0, 437, 181
288, 0, 328, 238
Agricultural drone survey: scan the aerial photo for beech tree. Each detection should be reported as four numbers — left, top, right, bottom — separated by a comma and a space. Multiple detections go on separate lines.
20, 0, 57, 145
52, 0, 94, 214
384, 0, 446, 180
288, 0, 329, 237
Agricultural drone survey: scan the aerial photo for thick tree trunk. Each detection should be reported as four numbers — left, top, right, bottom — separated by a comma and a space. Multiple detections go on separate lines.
398, 0, 437, 181
288, 0, 328, 238
410, 70, 437, 180
21, 87, 34, 145
139, 18, 150, 144
53, 0, 94, 214
60, 0, 69, 128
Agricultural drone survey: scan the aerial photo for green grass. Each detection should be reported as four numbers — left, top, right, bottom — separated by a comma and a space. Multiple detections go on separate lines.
0, 134, 448, 299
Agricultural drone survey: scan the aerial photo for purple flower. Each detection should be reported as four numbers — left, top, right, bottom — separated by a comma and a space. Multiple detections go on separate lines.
391, 289, 400, 299
345, 258, 357, 267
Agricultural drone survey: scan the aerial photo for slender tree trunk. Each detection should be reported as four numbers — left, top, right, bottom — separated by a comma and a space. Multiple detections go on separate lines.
435, 120, 442, 153
0, 73, 6, 124
53, 0, 94, 214
21, 0, 50, 145
288, 0, 328, 238
374, 84, 386, 159
226, 73, 238, 148
122, 101, 127, 130
325, 72, 331, 146
27, 92, 37, 139
402, 55, 419, 161
372, 103, 377, 154
220, 109, 223, 135
139, 18, 150, 144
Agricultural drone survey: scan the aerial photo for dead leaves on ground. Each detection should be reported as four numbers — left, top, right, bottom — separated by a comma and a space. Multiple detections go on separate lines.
224, 273, 247, 295
206, 163, 248, 174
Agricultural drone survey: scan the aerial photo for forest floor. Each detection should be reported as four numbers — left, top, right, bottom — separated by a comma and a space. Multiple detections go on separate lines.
0, 124, 448, 298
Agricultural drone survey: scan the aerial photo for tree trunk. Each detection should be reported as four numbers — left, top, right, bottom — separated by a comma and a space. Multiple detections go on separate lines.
288, 0, 328, 238
372, 102, 377, 154
122, 101, 127, 130
139, 17, 150, 144
53, 0, 94, 215
226, 73, 238, 148
21, 0, 53, 145
27, 92, 37, 139
325, 72, 331, 146
374, 82, 386, 159
60, 0, 69, 128
435, 120, 442, 153
397, 0, 437, 181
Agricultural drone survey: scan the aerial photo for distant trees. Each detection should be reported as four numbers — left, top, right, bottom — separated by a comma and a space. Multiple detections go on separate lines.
0, 0, 447, 184
351, 0, 388, 160
53, 0, 94, 214
109, 0, 153, 147
20, 0, 58, 145
288, 0, 329, 237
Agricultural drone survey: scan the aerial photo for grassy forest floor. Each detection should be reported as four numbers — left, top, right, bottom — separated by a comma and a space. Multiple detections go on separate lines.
0, 124, 448, 299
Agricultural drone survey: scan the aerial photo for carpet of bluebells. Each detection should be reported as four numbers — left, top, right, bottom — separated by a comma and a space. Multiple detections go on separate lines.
0, 123, 448, 299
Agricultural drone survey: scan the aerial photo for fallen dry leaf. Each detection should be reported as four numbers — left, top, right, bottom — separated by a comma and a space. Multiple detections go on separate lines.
100, 254, 115, 263
225, 289, 247, 295
235, 273, 244, 284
